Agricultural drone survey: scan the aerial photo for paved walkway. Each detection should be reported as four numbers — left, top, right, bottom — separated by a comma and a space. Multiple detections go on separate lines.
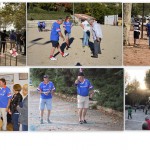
27, 24, 122, 66
125, 109, 150, 130
29, 91, 123, 131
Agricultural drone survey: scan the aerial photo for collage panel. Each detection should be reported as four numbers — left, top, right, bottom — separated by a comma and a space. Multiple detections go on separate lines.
0, 2, 26, 66
27, 3, 122, 66
125, 68, 150, 130
29, 68, 124, 131
0, 73, 28, 131
123, 3, 150, 66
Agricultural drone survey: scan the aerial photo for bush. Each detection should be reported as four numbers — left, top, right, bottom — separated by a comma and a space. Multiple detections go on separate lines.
28, 7, 48, 13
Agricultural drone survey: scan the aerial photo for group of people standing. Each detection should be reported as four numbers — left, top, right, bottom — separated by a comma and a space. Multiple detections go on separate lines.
0, 78, 28, 131
0, 29, 26, 57
133, 17, 150, 48
48, 16, 103, 61
127, 105, 150, 130
37, 72, 94, 124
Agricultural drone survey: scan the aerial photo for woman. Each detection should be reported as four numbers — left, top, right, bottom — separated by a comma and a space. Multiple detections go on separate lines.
63, 16, 73, 50
17, 84, 28, 131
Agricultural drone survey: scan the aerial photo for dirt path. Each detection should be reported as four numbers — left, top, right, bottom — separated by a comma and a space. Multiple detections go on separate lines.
27, 24, 122, 66
29, 91, 123, 131
124, 31, 150, 66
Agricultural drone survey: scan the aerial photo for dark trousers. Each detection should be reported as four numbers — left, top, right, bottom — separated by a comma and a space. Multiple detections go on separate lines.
128, 114, 132, 119
22, 125, 28, 131
12, 113, 19, 131
94, 40, 101, 56
0, 42, 6, 53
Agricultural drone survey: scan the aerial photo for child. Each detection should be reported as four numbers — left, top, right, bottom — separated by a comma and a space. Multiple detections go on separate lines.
63, 16, 73, 50
128, 106, 132, 119
9, 84, 23, 131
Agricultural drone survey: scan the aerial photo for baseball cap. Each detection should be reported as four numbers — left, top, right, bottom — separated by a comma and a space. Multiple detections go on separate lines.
78, 72, 84, 76
43, 75, 49, 78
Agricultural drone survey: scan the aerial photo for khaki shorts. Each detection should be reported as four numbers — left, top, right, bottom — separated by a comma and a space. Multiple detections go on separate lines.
77, 95, 89, 108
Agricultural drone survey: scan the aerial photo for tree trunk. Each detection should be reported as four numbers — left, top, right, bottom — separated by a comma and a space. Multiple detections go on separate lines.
123, 3, 132, 46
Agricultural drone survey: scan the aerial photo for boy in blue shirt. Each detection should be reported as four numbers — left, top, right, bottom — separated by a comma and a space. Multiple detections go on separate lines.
0, 78, 12, 131
63, 16, 73, 50
50, 18, 69, 61
75, 72, 94, 124
37, 75, 55, 124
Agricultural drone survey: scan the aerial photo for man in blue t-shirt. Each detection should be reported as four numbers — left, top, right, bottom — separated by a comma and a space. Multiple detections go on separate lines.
50, 18, 69, 61
0, 78, 12, 131
75, 72, 94, 124
146, 19, 150, 48
63, 16, 73, 50
37, 75, 55, 124
37, 21, 42, 32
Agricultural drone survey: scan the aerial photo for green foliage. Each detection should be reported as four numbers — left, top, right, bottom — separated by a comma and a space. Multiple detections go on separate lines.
27, 3, 122, 23
0, 3, 26, 30
27, 3, 73, 20
145, 70, 150, 90
126, 72, 150, 106
74, 3, 122, 23
28, 12, 71, 20
30, 68, 123, 112
132, 3, 150, 16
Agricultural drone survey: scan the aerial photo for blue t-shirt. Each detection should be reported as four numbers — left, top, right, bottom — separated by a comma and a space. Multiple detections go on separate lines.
42, 22, 45, 28
38, 81, 55, 99
0, 86, 12, 108
50, 22, 61, 41
76, 79, 93, 96
63, 21, 72, 33
38, 22, 41, 27
146, 23, 150, 35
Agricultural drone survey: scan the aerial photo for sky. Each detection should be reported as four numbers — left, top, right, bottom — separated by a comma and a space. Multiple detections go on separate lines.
0, 3, 4, 8
125, 68, 149, 90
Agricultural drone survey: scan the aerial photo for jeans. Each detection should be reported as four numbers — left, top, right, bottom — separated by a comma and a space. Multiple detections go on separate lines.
22, 124, 28, 131
83, 31, 90, 47
12, 113, 19, 131
94, 40, 101, 56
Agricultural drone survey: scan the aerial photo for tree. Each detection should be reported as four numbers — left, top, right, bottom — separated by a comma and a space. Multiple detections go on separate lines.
126, 78, 141, 106
30, 68, 124, 111
1, 3, 26, 30
145, 70, 150, 90
123, 3, 132, 46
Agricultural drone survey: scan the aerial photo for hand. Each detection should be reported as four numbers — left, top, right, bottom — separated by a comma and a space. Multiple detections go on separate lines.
16, 105, 19, 109
75, 79, 79, 84
77, 76, 81, 80
8, 109, 12, 115
96, 37, 101, 42
6, 107, 9, 112
44, 92, 48, 95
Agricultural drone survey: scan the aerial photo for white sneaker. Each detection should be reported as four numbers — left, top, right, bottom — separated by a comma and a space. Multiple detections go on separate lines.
50, 57, 57, 60
62, 53, 69, 57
